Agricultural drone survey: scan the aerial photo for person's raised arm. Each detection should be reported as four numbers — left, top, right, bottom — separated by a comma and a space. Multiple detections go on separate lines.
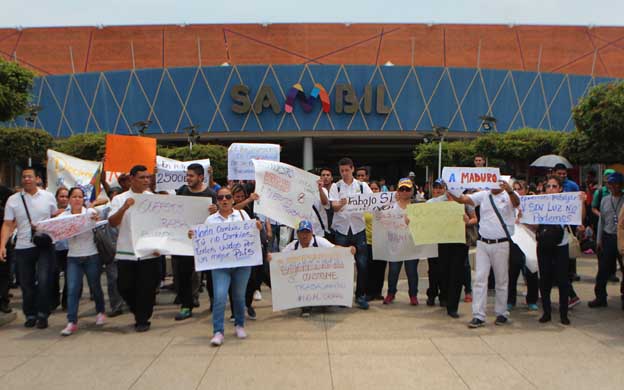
500, 181, 520, 207
318, 181, 329, 206
446, 191, 475, 207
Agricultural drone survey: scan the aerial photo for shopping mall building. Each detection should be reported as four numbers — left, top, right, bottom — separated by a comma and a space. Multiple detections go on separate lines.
1, 23, 623, 180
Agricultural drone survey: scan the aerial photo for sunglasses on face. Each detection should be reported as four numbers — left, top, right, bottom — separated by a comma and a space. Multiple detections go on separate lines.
217, 194, 233, 200
398, 187, 411, 192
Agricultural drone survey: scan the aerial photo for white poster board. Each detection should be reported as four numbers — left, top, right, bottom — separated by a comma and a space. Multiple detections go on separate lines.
519, 192, 583, 225
253, 159, 318, 229
192, 220, 263, 271
155, 156, 211, 192
342, 192, 396, 213
442, 167, 501, 195
46, 150, 102, 200
269, 246, 354, 311
130, 194, 211, 257
372, 210, 438, 261
228, 143, 280, 180
511, 224, 538, 273
36, 213, 97, 242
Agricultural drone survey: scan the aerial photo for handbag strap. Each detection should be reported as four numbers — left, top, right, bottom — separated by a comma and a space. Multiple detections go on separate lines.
488, 193, 512, 241
312, 205, 326, 232
19, 193, 33, 224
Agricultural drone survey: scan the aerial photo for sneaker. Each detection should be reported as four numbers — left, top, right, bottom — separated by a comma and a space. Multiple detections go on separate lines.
135, 322, 151, 332
426, 297, 435, 306
468, 318, 485, 328
211, 332, 224, 346
495, 315, 509, 325
60, 323, 78, 336
247, 306, 257, 320
448, 311, 460, 319
301, 308, 311, 317
527, 303, 539, 311
356, 296, 370, 310
24, 318, 37, 328
253, 290, 262, 301
95, 313, 106, 326
234, 326, 247, 339
36, 318, 48, 329
229, 315, 235, 323
383, 294, 395, 305
568, 296, 581, 309
464, 293, 473, 303
175, 309, 192, 321
409, 296, 419, 306
588, 299, 608, 308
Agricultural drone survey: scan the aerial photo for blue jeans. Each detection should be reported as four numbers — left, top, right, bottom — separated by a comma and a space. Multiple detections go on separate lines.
387, 260, 419, 297
66, 255, 105, 323
212, 266, 251, 334
15, 247, 55, 319
334, 230, 368, 298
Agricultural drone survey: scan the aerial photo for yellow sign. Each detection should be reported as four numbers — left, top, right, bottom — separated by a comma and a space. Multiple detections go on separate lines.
407, 202, 466, 245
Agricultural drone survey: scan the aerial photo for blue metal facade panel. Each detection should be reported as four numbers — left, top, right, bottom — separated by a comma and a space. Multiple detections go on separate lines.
4, 65, 621, 136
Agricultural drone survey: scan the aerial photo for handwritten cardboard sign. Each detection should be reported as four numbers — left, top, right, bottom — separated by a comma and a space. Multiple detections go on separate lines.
155, 156, 211, 192
46, 150, 102, 201
372, 209, 438, 261
253, 159, 318, 229
36, 213, 97, 242
342, 192, 396, 214
130, 194, 211, 257
407, 202, 466, 245
192, 220, 263, 271
228, 143, 280, 180
442, 167, 501, 195
269, 247, 354, 311
519, 192, 583, 225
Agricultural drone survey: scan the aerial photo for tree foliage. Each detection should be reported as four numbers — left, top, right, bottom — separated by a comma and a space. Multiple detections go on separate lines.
54, 133, 107, 161
0, 59, 35, 122
158, 144, 228, 182
0, 127, 53, 164
564, 81, 624, 164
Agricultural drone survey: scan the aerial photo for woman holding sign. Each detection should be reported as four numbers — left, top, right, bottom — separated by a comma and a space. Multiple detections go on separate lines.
192, 187, 263, 346
60, 187, 106, 336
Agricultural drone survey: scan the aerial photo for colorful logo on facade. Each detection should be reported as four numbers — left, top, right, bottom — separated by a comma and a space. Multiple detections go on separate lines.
285, 83, 330, 113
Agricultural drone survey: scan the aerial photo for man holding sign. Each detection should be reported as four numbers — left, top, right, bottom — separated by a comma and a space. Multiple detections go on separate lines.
108, 165, 159, 333
449, 178, 520, 328
329, 157, 373, 310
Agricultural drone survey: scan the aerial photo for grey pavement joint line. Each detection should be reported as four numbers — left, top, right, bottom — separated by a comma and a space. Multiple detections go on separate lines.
479, 335, 539, 389
322, 311, 336, 390
194, 340, 222, 390
128, 336, 175, 390
0, 330, 63, 380
429, 337, 471, 390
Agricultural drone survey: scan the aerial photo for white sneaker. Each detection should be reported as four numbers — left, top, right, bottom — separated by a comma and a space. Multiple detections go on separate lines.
95, 313, 106, 326
235, 326, 247, 339
253, 290, 262, 301
210, 332, 224, 346
60, 323, 78, 336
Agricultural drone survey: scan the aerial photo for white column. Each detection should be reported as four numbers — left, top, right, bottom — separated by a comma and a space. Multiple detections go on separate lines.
303, 137, 314, 171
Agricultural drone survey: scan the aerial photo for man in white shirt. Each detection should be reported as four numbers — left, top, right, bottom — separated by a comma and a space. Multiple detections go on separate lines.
449, 179, 519, 328
108, 165, 159, 332
328, 157, 372, 309
1, 168, 57, 329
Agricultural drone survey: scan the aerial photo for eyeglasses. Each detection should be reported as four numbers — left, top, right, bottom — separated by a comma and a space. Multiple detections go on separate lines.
216, 194, 233, 200
398, 187, 411, 192
545, 184, 559, 189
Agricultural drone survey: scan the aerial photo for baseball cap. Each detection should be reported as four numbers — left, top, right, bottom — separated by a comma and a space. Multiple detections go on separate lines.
603, 168, 616, 176
398, 178, 413, 189
432, 178, 446, 188
408, 171, 416, 177
607, 172, 624, 184
297, 220, 313, 232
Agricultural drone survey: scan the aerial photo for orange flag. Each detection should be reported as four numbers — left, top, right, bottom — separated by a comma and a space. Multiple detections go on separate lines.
104, 134, 157, 174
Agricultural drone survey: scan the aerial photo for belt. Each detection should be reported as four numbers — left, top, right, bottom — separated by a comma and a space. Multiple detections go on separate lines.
479, 237, 509, 244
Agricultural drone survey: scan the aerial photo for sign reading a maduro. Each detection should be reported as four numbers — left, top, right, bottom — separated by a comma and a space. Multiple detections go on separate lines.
442, 167, 501, 194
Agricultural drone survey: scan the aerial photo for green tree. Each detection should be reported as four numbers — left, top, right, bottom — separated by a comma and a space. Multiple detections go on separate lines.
0, 59, 35, 122
564, 81, 624, 164
0, 127, 53, 164
413, 139, 475, 168
54, 133, 107, 160
158, 144, 228, 183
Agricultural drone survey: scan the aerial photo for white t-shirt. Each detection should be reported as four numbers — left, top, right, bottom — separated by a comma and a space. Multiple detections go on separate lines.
282, 235, 334, 252
205, 209, 250, 224
310, 187, 330, 237
64, 208, 98, 257
4, 189, 57, 249
329, 179, 372, 235
109, 190, 154, 261
469, 190, 517, 239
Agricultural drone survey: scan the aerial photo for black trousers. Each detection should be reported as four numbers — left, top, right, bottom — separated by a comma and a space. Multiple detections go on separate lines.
0, 249, 9, 305
594, 233, 620, 300
438, 243, 468, 314
117, 258, 161, 326
538, 243, 569, 319
52, 249, 68, 309
508, 263, 539, 305
426, 258, 441, 300
366, 244, 386, 298
173, 255, 197, 310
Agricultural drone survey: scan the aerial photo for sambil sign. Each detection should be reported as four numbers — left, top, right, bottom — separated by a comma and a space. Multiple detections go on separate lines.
231, 83, 391, 115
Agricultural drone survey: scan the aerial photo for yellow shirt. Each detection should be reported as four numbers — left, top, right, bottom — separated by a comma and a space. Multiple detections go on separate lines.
364, 212, 373, 245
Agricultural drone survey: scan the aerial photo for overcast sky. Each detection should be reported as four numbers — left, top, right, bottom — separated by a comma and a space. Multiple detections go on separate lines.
1, 0, 623, 28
